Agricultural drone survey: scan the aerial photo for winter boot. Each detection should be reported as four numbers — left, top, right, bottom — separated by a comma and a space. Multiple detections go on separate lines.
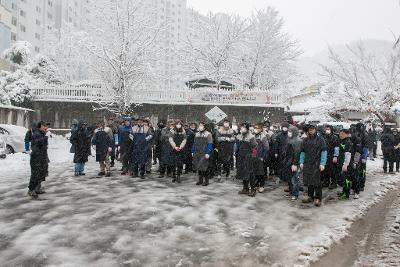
314, 198, 321, 207
110, 161, 115, 167
176, 175, 181, 183
105, 172, 111, 177
248, 188, 257, 197
172, 174, 176, 183
74, 172, 79, 177
27, 190, 39, 200
98, 171, 106, 176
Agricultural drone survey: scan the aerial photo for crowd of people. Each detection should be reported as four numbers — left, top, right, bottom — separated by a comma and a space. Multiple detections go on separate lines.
25, 116, 400, 207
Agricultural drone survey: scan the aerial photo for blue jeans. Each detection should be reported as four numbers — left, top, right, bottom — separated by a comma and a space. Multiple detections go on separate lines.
74, 163, 85, 174
291, 172, 300, 198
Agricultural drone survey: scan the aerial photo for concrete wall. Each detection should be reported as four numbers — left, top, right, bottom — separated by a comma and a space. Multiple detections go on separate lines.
0, 106, 33, 127
32, 101, 286, 128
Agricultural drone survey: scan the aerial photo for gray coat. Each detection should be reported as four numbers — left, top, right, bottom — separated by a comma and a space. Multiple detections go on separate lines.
192, 131, 213, 172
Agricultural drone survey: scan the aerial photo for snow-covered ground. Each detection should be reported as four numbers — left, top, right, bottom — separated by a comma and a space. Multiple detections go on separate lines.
0, 137, 399, 266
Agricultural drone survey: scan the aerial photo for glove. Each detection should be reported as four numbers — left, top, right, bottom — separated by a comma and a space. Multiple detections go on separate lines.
175, 147, 180, 151
205, 154, 210, 160
300, 164, 304, 170
191, 153, 194, 157
108, 147, 112, 153
275, 154, 278, 158
332, 157, 338, 164
353, 163, 357, 169
320, 165, 325, 172
342, 164, 348, 172
291, 165, 298, 172
129, 134, 133, 140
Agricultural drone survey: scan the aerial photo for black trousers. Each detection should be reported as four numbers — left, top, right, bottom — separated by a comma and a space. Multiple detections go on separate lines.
359, 162, 367, 190
217, 158, 231, 177
133, 163, 146, 176
322, 162, 337, 186
160, 164, 172, 176
255, 175, 265, 187
383, 149, 394, 172
29, 161, 46, 191
308, 185, 322, 200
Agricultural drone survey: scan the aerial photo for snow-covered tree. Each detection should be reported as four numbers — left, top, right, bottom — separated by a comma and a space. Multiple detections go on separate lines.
181, 13, 248, 89
319, 42, 400, 122
237, 8, 301, 91
0, 41, 61, 107
82, 0, 161, 114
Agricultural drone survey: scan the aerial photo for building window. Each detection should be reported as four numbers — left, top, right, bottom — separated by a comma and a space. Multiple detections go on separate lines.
11, 3, 17, 10
20, 25, 26, 32
20, 10, 26, 17
11, 32, 17, 41
48, 0, 52, 7
12, 17, 17, 26
47, 13, 53, 19
36, 6, 41, 13
36, 19, 41, 26
35, 33, 40, 40
20, 0, 26, 3
35, 46, 40, 53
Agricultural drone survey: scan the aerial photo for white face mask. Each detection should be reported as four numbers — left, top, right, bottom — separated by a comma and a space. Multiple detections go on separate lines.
176, 124, 182, 129
254, 129, 261, 134
240, 128, 247, 134
198, 126, 205, 132
325, 129, 331, 135
223, 123, 230, 128
287, 132, 293, 138
282, 127, 288, 132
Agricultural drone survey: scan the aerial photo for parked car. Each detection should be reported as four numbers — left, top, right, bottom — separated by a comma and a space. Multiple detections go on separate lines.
0, 124, 28, 154
0, 137, 6, 159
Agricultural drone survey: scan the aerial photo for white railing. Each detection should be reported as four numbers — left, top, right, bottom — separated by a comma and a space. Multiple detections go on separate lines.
32, 84, 282, 105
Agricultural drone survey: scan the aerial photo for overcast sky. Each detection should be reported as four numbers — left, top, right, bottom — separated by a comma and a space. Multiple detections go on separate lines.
187, 0, 400, 56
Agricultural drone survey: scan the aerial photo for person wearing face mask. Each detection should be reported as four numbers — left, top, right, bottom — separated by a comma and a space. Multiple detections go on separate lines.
169, 120, 187, 183
273, 122, 290, 185
153, 120, 166, 167
282, 126, 302, 200
216, 119, 236, 182
272, 122, 290, 189
119, 117, 133, 175
192, 122, 213, 186
130, 117, 153, 179
158, 120, 175, 178
380, 125, 396, 174
337, 128, 356, 200
252, 123, 269, 193
393, 129, 400, 172
299, 124, 328, 207
322, 125, 340, 189
183, 123, 197, 174
237, 122, 258, 197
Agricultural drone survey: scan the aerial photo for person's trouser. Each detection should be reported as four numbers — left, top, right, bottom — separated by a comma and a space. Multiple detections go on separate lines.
121, 150, 131, 172
308, 185, 322, 200
322, 162, 335, 187
217, 159, 231, 177
173, 165, 183, 177
110, 145, 115, 163
74, 163, 85, 174
383, 150, 394, 172
341, 166, 360, 197
133, 163, 146, 176
160, 163, 172, 176
291, 172, 300, 198
99, 156, 111, 174
29, 162, 45, 191
184, 153, 193, 172
359, 162, 367, 190
256, 175, 265, 188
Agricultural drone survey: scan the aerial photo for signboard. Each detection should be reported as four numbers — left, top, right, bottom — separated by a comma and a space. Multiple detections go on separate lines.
188, 90, 277, 105
205, 106, 227, 123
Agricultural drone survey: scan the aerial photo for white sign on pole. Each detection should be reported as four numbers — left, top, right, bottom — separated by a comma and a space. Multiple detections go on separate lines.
205, 106, 227, 123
